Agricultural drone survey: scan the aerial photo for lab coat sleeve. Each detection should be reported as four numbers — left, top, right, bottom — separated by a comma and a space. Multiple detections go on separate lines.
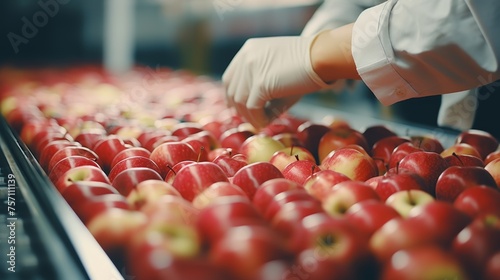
352, 0, 500, 106
302, 0, 379, 36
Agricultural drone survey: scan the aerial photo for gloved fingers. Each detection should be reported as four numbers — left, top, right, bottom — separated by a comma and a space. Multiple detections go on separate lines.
265, 95, 302, 121
222, 64, 237, 108
245, 107, 270, 130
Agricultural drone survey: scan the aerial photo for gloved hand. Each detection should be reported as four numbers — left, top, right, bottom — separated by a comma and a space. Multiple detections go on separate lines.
222, 35, 333, 129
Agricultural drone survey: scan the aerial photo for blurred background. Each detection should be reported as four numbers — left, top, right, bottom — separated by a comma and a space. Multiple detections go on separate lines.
1, 0, 497, 137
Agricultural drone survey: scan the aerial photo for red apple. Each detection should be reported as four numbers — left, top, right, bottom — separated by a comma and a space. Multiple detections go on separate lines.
375, 168, 427, 201
452, 214, 500, 279
209, 225, 290, 279
182, 130, 219, 151
108, 156, 162, 183
261, 118, 296, 137
302, 169, 351, 201
387, 142, 423, 169
20, 119, 60, 146
250, 260, 293, 280
296, 122, 331, 163
263, 188, 319, 221
232, 162, 284, 199
195, 196, 266, 245
456, 129, 499, 160
362, 124, 397, 149
317, 127, 369, 163
140, 195, 200, 227
200, 117, 225, 140
281, 158, 321, 186
219, 128, 254, 154
31, 130, 73, 158
271, 132, 302, 148
138, 132, 173, 150
453, 185, 500, 218
369, 217, 437, 262
60, 181, 119, 209
111, 167, 163, 196
485, 158, 500, 189
92, 135, 128, 173
170, 121, 204, 139
150, 141, 198, 177
270, 146, 316, 172
321, 147, 378, 182
39, 140, 80, 171
397, 151, 450, 196
125, 225, 220, 280
435, 165, 497, 202
365, 175, 383, 192
126, 179, 182, 210
345, 200, 401, 238
485, 150, 500, 165
485, 252, 500, 280
52, 163, 109, 192
47, 146, 101, 174
380, 246, 468, 280
143, 135, 180, 154
321, 181, 380, 217
112, 125, 143, 143
385, 189, 435, 218
110, 147, 151, 169
287, 213, 370, 279
321, 115, 351, 129
86, 208, 148, 259
440, 142, 482, 159
251, 178, 302, 215
371, 201, 471, 262
410, 135, 444, 154
443, 152, 485, 167
136, 129, 170, 147
239, 134, 286, 163
72, 193, 131, 225
370, 136, 410, 166
270, 200, 324, 239
407, 201, 472, 248
212, 153, 247, 178
74, 130, 106, 149
164, 160, 196, 185
182, 138, 209, 162
171, 161, 229, 202
191, 181, 248, 209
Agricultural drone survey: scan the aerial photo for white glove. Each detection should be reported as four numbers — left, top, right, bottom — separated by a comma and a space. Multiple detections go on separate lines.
222, 35, 333, 129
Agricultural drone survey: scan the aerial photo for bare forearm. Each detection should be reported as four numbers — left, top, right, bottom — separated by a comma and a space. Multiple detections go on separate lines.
310, 23, 360, 83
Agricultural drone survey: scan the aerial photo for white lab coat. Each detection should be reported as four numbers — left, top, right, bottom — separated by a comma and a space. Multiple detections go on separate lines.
302, 0, 500, 131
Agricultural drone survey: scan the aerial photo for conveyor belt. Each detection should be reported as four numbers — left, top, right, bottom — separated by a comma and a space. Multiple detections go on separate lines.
0, 115, 123, 280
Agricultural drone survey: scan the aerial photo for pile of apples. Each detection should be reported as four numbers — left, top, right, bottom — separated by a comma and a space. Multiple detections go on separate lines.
1, 66, 500, 280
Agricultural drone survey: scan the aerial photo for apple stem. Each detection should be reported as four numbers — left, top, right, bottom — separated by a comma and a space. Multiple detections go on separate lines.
407, 190, 416, 206
166, 165, 176, 175
417, 138, 423, 148
294, 155, 300, 161
452, 152, 464, 166
290, 145, 295, 156
196, 146, 205, 162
